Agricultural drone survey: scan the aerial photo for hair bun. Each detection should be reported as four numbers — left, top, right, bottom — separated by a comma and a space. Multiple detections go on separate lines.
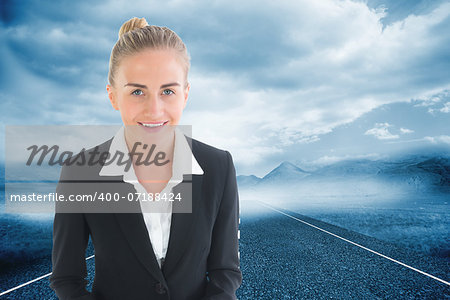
118, 17, 149, 38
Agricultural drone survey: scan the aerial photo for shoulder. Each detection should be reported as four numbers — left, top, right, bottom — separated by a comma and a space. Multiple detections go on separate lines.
58, 138, 113, 181
187, 136, 234, 174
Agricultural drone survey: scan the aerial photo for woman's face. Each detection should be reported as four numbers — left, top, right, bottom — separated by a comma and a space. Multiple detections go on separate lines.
107, 49, 190, 132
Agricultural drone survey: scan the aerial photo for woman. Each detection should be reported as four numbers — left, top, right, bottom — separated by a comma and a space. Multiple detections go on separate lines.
49, 17, 242, 299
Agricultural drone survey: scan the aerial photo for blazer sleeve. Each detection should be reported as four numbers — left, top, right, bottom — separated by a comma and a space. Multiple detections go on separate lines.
49, 165, 95, 300
202, 151, 243, 299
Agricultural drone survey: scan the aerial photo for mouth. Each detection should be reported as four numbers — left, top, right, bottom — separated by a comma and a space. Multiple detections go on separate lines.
138, 121, 169, 128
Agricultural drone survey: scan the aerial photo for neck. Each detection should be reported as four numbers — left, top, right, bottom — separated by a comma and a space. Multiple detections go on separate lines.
124, 126, 175, 168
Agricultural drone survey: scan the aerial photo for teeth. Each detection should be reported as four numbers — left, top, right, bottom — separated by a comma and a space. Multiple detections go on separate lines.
141, 122, 165, 127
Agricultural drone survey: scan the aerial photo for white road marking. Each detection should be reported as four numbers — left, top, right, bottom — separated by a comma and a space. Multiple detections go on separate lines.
256, 200, 450, 286
0, 255, 96, 297
2, 201, 449, 297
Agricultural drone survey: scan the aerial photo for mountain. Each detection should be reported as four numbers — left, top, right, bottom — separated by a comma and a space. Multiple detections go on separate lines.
237, 175, 261, 186
312, 159, 385, 178
378, 156, 450, 193
417, 157, 450, 187
260, 161, 310, 184
237, 155, 450, 195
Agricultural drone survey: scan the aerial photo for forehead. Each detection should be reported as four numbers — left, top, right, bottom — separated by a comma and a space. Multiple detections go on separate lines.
117, 49, 185, 84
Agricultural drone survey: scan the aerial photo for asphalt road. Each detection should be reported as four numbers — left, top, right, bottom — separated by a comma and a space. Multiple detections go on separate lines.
238, 200, 449, 299
1, 199, 449, 299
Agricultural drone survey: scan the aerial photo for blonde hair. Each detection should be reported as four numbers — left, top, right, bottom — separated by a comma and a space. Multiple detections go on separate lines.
108, 17, 191, 87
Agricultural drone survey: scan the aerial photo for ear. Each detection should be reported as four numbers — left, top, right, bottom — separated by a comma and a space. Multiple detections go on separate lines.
106, 84, 119, 111
183, 82, 190, 109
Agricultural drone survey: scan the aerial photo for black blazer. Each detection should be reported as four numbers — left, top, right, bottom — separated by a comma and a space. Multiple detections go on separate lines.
49, 136, 242, 300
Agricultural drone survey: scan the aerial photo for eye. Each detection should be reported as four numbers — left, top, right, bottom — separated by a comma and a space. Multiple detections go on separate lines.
162, 89, 174, 96
132, 89, 144, 96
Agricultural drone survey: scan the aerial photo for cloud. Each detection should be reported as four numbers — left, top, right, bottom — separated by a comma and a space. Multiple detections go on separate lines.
307, 153, 384, 166
414, 90, 450, 116
399, 128, 414, 134
424, 135, 450, 144
1, 0, 450, 171
365, 123, 399, 140
424, 94, 450, 113
428, 101, 450, 114
180, 0, 450, 163
439, 102, 450, 113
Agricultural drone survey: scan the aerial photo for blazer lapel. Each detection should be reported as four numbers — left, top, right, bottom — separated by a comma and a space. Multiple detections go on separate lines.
111, 174, 203, 282
162, 174, 203, 276
111, 181, 167, 285
113, 211, 167, 284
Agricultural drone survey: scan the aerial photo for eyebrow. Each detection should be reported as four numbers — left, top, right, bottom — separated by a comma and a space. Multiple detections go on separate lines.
124, 82, 181, 89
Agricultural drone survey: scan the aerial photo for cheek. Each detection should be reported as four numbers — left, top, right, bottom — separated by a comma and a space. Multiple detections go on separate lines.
169, 99, 185, 117
118, 100, 140, 120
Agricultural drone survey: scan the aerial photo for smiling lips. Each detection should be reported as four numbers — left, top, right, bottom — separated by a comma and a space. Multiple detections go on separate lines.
138, 121, 169, 128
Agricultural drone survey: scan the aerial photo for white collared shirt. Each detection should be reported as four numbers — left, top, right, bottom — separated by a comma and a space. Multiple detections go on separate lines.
99, 126, 203, 269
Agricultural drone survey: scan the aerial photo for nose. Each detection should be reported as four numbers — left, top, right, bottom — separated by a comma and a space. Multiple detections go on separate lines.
143, 94, 164, 118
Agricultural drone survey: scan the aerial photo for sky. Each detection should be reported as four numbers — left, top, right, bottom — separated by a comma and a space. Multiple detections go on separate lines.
0, 0, 449, 177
